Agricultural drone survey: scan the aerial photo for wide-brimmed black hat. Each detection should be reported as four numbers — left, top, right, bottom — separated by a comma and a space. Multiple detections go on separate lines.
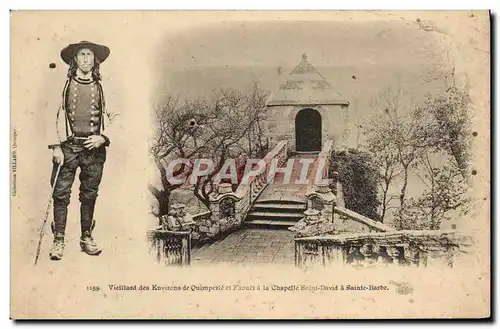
60, 41, 110, 65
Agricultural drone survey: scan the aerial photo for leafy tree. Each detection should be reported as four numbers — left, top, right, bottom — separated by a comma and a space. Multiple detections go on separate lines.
330, 149, 381, 221
400, 154, 469, 230
365, 83, 472, 230
415, 86, 471, 181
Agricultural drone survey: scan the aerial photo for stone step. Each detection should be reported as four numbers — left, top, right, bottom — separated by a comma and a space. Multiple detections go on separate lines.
247, 211, 304, 219
289, 151, 320, 156
254, 184, 309, 203
245, 219, 297, 227
252, 203, 307, 210
250, 208, 306, 215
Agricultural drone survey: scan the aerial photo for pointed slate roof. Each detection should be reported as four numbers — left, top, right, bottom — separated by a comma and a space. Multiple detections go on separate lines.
266, 54, 349, 107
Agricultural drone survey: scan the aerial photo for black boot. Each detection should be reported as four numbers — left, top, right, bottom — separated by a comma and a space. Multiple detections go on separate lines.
53, 200, 68, 237
80, 200, 102, 255
80, 199, 96, 234
80, 229, 102, 255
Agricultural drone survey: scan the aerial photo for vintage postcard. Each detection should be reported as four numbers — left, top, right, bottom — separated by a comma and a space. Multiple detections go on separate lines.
10, 10, 490, 319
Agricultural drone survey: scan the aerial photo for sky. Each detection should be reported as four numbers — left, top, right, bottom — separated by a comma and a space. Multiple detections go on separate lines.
153, 19, 452, 132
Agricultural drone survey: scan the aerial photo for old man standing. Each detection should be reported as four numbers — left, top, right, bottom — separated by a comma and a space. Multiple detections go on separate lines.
46, 41, 117, 260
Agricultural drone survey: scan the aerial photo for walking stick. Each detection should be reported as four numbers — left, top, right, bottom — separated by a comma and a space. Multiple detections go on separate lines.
34, 163, 62, 265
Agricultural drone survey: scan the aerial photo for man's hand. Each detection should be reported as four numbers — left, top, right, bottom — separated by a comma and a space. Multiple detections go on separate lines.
84, 135, 106, 150
52, 146, 64, 165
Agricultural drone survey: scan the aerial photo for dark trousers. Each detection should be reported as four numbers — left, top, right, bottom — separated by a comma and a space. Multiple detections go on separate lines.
50, 142, 107, 236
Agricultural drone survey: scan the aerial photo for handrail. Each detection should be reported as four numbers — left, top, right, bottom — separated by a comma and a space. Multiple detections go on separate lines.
148, 229, 192, 236
333, 206, 396, 232
309, 139, 334, 186
234, 140, 288, 220
192, 211, 211, 221
235, 140, 288, 193
318, 140, 334, 158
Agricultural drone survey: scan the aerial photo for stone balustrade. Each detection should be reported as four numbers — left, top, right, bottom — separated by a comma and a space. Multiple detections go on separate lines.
147, 229, 191, 266
295, 230, 473, 269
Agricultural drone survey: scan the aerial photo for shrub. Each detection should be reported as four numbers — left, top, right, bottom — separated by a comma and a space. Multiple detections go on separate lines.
329, 149, 381, 221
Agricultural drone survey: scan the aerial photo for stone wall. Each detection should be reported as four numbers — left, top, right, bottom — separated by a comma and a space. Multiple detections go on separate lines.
190, 209, 241, 244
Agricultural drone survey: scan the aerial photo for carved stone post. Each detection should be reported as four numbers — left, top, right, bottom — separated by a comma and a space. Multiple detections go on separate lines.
305, 182, 336, 223
208, 183, 242, 237
234, 194, 247, 224
208, 198, 220, 224
304, 208, 321, 222
219, 197, 236, 231
209, 183, 233, 219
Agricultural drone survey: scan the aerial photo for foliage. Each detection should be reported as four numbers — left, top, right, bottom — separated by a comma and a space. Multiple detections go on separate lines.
399, 156, 469, 230
330, 149, 381, 221
365, 84, 471, 230
415, 86, 471, 179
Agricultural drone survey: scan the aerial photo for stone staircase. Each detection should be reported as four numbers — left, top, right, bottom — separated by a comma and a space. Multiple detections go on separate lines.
245, 200, 307, 227
243, 152, 320, 228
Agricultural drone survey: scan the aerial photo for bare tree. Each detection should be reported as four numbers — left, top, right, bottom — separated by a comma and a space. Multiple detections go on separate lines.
149, 84, 268, 218
246, 81, 270, 158
366, 129, 400, 222
148, 95, 208, 218
366, 87, 422, 228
